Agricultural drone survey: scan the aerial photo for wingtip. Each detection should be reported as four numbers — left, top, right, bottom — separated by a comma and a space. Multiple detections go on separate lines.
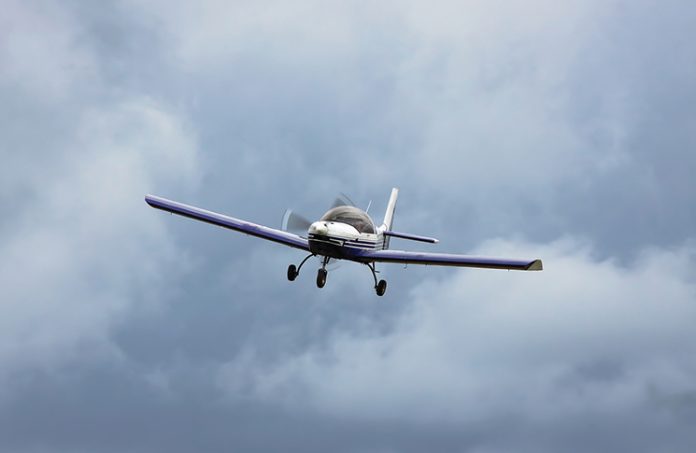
144, 194, 160, 207
527, 259, 543, 271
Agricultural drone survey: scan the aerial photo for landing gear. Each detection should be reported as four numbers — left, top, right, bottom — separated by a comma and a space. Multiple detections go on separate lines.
365, 262, 387, 296
376, 279, 387, 296
288, 255, 386, 295
287, 264, 298, 281
287, 253, 315, 281
316, 268, 327, 288
316, 256, 330, 288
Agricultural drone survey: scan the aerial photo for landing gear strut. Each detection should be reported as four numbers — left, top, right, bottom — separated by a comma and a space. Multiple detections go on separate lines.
365, 262, 387, 296
316, 256, 330, 288
287, 253, 315, 281
288, 255, 386, 295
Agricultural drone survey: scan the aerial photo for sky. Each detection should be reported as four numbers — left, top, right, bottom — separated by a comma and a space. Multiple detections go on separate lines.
1, 0, 696, 451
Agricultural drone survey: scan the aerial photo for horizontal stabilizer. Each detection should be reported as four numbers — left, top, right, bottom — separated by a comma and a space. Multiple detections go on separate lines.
383, 230, 439, 244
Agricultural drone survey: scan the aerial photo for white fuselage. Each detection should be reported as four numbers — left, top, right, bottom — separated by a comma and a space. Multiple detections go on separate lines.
308, 220, 385, 257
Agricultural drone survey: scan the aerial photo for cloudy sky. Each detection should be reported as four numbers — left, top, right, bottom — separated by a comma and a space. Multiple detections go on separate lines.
2, 0, 696, 451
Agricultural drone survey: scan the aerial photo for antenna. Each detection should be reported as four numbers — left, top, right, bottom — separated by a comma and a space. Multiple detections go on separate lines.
365, 200, 372, 213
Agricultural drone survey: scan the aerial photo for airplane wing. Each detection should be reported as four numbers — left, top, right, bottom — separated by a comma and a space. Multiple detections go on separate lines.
145, 194, 310, 251
357, 249, 542, 271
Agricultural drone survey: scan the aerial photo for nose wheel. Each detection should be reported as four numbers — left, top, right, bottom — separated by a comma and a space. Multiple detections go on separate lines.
316, 256, 330, 288
316, 268, 327, 288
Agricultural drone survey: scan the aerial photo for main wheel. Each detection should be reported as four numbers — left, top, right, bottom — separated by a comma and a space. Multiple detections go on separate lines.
316, 268, 327, 288
287, 264, 298, 281
375, 279, 387, 296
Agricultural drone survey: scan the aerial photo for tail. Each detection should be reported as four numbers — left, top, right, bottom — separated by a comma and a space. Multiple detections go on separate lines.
381, 187, 399, 249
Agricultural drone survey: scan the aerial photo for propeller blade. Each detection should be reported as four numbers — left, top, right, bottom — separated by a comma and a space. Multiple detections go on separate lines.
331, 192, 356, 208
281, 209, 312, 234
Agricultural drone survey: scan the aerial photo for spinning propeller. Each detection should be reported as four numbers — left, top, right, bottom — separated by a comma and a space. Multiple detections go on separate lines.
280, 209, 312, 234
281, 193, 356, 235
281, 193, 357, 270
330, 193, 357, 209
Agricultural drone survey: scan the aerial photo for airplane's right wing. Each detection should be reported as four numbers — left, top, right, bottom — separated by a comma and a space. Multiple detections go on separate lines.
145, 195, 310, 251
358, 248, 542, 271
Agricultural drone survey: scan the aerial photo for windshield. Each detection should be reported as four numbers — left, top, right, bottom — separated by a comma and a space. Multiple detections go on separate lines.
320, 206, 376, 234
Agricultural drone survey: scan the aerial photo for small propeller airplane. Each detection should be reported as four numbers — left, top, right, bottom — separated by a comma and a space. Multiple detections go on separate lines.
145, 188, 542, 296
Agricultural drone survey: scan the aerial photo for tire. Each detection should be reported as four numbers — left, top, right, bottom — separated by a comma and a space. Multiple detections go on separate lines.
376, 279, 387, 296
287, 264, 297, 281
316, 268, 327, 288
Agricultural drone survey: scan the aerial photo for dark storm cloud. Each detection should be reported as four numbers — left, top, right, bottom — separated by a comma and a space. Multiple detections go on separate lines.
2, 1, 696, 452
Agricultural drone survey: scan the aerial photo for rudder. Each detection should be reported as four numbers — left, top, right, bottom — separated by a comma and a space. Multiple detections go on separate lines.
382, 187, 399, 249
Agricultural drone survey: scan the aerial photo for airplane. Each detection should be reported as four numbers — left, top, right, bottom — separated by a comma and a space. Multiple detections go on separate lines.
145, 188, 542, 296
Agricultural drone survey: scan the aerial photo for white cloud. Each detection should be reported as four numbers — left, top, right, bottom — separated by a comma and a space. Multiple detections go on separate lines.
217, 237, 696, 424
128, 0, 368, 66
0, 0, 97, 99
0, 98, 199, 381
0, 0, 204, 387
129, 0, 631, 218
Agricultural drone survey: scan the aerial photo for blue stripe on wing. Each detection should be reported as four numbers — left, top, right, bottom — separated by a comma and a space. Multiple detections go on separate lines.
145, 194, 310, 251
354, 249, 543, 271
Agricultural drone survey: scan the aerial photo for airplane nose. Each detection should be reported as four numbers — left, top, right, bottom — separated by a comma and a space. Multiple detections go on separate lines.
309, 222, 329, 236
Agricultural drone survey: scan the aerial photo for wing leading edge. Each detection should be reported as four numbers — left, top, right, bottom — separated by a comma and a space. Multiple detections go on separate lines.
357, 249, 542, 271
145, 195, 310, 251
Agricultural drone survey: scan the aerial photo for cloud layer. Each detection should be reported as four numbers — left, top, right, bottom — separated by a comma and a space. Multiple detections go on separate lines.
2, 0, 696, 452
235, 239, 696, 422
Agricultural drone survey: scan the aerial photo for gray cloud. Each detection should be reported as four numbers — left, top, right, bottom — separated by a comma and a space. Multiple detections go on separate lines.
0, 0, 200, 383
0, 98, 199, 382
216, 239, 696, 451
233, 239, 696, 420
2, 0, 696, 452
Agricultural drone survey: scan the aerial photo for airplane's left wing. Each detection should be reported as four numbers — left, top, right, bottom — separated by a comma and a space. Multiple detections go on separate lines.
357, 248, 542, 271
145, 195, 310, 251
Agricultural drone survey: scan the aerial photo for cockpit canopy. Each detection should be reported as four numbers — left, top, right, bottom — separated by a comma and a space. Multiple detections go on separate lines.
320, 206, 376, 234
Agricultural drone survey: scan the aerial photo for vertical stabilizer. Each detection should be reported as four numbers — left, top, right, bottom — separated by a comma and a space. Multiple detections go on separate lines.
382, 188, 398, 249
